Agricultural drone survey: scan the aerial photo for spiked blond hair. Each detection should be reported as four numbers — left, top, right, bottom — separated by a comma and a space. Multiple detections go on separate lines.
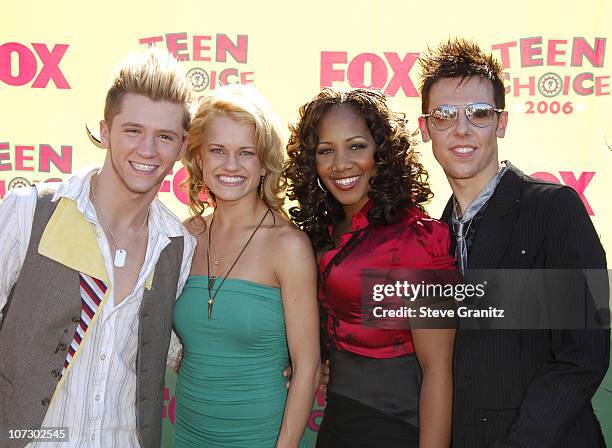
104, 48, 193, 131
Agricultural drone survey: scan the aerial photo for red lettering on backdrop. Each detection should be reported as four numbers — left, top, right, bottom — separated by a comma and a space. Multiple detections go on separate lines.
547, 40, 567, 66
492, 37, 605, 70
595, 76, 610, 95
139, 36, 164, 47
347, 53, 387, 90
30, 43, 70, 88
0, 143, 72, 172
166, 33, 189, 61
0, 42, 37, 85
216, 34, 248, 63
220, 68, 239, 85
491, 41, 517, 69
193, 35, 212, 61
571, 37, 606, 67
530, 171, 595, 215
161, 387, 177, 424
15, 145, 35, 171
39, 144, 72, 173
162, 388, 170, 419
320, 51, 419, 96
240, 72, 254, 84
138, 34, 248, 65
320, 51, 348, 87
308, 410, 324, 432
383, 52, 419, 96
0, 42, 69, 88
0, 142, 11, 170
513, 77, 535, 96
520, 37, 543, 67
573, 73, 593, 95
307, 388, 327, 431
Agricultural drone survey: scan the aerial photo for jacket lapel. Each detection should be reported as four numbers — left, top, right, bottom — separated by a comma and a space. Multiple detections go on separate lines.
468, 163, 523, 269
441, 195, 453, 225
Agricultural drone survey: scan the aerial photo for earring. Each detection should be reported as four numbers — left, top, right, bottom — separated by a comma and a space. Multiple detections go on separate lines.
259, 175, 265, 199
317, 177, 327, 193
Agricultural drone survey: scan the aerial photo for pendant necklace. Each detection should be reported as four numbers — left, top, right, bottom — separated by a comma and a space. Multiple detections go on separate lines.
206, 207, 270, 319
90, 178, 149, 268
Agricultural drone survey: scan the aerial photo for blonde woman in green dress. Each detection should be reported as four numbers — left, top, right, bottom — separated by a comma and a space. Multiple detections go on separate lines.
174, 85, 320, 448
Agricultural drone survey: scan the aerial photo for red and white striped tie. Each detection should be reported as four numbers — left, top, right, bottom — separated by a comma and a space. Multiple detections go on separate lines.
61, 273, 107, 375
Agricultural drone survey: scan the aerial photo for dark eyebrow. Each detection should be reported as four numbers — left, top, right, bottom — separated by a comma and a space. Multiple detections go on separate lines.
316, 135, 367, 146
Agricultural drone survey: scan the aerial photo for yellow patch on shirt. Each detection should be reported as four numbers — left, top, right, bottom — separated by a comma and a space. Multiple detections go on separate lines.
38, 197, 108, 283
38, 197, 111, 402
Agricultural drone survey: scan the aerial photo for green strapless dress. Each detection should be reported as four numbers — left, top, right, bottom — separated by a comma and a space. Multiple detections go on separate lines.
173, 276, 296, 448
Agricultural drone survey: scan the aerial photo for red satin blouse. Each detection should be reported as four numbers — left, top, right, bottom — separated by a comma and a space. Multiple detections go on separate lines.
319, 201, 455, 359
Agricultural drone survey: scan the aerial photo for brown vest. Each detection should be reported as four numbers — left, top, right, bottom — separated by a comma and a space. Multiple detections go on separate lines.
0, 188, 184, 448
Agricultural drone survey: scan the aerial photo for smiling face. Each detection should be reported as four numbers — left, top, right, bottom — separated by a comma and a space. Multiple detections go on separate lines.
200, 115, 265, 204
100, 93, 186, 197
419, 77, 508, 192
315, 105, 376, 217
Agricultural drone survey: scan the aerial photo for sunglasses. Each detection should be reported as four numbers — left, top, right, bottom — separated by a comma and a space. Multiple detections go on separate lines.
422, 103, 504, 131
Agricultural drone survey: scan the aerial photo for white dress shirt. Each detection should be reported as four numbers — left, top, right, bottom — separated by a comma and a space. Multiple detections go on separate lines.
0, 167, 195, 448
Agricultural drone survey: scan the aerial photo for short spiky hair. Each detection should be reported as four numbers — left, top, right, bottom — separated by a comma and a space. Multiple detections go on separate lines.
104, 48, 193, 131
419, 38, 505, 113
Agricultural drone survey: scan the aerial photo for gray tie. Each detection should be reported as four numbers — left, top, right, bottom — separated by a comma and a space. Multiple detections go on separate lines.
453, 220, 467, 275
451, 165, 508, 276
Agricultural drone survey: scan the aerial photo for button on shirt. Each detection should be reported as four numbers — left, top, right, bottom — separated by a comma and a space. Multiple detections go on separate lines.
0, 167, 195, 448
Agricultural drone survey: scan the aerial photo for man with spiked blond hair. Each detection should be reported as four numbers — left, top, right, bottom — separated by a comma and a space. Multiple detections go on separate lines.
0, 48, 196, 448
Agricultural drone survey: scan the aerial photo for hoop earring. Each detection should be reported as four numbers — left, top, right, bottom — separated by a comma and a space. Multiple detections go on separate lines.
259, 175, 265, 199
317, 177, 327, 194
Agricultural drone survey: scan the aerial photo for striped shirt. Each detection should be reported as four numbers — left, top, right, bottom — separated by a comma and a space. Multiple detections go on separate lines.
0, 167, 195, 448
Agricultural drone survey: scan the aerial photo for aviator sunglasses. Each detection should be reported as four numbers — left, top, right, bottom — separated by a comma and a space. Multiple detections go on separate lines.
422, 103, 504, 131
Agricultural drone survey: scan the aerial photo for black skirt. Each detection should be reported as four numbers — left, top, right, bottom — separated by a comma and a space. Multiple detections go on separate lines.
316, 350, 421, 448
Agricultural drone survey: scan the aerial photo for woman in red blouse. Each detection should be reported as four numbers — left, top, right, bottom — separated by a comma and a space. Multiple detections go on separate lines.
285, 88, 456, 448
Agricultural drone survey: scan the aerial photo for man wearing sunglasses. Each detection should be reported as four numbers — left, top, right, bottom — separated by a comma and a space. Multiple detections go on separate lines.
418, 38, 609, 447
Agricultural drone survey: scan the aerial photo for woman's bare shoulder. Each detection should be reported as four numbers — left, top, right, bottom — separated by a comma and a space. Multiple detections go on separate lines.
182, 215, 210, 240
268, 212, 313, 255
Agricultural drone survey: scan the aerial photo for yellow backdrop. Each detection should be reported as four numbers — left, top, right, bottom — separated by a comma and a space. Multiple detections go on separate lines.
2, 0, 611, 445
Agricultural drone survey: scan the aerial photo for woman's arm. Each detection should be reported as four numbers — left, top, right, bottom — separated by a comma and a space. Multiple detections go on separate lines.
412, 327, 455, 448
275, 229, 321, 448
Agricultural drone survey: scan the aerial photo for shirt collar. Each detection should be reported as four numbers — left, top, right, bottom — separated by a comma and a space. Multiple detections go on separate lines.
52, 166, 184, 239
351, 199, 374, 231
452, 162, 508, 223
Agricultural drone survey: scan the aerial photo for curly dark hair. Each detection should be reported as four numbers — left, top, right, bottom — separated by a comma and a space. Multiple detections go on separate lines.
419, 38, 505, 114
284, 88, 432, 251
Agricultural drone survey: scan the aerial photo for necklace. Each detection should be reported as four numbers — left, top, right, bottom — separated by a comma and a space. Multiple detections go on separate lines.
206, 207, 270, 320
208, 236, 251, 278
90, 178, 149, 268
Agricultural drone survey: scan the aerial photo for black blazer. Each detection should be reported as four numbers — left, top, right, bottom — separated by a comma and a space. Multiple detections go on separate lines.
442, 162, 610, 447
